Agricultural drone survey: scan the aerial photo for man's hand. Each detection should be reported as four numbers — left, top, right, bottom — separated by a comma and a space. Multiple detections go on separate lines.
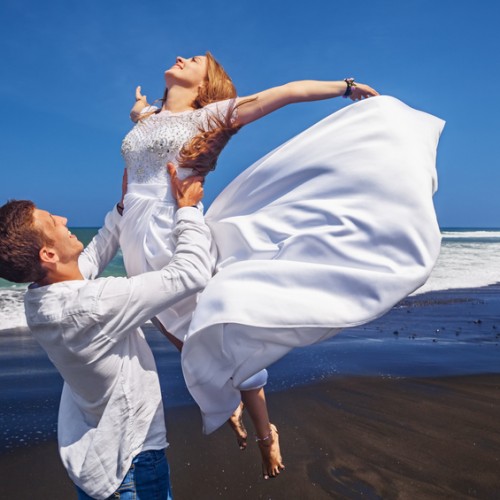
168, 163, 205, 208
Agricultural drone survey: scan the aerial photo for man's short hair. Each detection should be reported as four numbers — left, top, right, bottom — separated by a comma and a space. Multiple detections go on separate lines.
0, 200, 51, 283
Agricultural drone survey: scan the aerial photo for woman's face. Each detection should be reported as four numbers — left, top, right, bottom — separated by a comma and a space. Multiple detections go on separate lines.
164, 55, 208, 89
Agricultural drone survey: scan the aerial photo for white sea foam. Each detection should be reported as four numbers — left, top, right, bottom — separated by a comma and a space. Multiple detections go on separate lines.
0, 287, 28, 330
414, 235, 500, 294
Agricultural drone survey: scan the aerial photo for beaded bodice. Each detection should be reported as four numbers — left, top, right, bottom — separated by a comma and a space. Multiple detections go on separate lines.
121, 107, 209, 184
121, 99, 236, 185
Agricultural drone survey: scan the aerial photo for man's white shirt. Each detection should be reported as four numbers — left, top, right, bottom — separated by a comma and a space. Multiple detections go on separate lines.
25, 206, 211, 499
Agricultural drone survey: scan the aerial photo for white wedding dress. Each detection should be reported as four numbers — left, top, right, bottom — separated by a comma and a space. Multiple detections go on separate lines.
120, 100, 232, 338
121, 96, 445, 435
182, 96, 444, 433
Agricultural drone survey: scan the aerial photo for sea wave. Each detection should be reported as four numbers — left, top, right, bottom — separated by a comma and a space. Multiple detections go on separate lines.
413, 240, 500, 294
1, 231, 500, 330
442, 230, 500, 243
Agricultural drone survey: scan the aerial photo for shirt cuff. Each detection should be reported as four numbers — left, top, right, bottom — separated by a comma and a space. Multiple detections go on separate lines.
175, 206, 205, 225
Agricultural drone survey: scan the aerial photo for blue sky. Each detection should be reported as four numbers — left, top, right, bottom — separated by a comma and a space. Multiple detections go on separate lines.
1, 0, 499, 227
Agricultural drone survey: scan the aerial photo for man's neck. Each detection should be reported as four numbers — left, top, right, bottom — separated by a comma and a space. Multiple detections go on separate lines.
37, 264, 84, 286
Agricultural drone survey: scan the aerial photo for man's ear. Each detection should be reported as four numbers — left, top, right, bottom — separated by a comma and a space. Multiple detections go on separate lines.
39, 246, 59, 264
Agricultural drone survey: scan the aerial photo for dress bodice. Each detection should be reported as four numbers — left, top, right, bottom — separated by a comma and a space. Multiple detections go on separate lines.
121, 100, 236, 185
121, 108, 202, 184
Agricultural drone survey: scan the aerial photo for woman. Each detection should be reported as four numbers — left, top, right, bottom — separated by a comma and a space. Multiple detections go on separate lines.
120, 51, 385, 479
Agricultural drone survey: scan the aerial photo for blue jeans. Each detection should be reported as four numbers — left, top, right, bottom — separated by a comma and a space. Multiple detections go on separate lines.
76, 449, 172, 499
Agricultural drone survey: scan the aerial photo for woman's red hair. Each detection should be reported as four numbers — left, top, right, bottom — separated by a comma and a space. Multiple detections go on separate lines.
141, 52, 251, 175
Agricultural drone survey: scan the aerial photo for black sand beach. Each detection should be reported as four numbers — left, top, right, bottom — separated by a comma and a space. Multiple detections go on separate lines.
1, 285, 499, 499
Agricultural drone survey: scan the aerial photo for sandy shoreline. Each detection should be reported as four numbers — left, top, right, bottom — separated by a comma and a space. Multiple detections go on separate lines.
0, 374, 499, 499
1, 285, 500, 498
168, 374, 500, 499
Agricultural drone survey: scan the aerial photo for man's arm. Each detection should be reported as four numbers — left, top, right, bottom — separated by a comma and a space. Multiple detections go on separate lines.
89, 165, 210, 337
92, 206, 211, 337
77, 209, 122, 280
78, 169, 127, 279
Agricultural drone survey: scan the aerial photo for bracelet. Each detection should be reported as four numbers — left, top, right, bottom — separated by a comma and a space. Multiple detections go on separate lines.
116, 202, 124, 215
343, 78, 356, 98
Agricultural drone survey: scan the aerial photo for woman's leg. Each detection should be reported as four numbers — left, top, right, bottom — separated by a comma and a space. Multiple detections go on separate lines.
152, 317, 250, 451
238, 371, 285, 479
154, 317, 284, 478
151, 317, 184, 352
227, 400, 248, 450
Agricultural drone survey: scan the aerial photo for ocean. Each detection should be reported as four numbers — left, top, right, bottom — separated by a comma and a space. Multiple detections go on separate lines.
1, 228, 499, 331
1, 228, 499, 452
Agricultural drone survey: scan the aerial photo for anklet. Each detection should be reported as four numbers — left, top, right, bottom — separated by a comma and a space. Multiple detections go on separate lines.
255, 428, 273, 442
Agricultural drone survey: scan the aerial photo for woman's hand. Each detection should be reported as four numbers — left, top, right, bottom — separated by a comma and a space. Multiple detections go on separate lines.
349, 82, 379, 101
135, 86, 149, 106
130, 86, 150, 123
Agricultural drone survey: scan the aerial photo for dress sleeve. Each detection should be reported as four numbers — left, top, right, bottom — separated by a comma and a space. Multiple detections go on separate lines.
199, 98, 239, 130
141, 105, 160, 115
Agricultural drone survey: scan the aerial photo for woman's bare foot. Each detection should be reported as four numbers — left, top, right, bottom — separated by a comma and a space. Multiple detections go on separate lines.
256, 423, 285, 479
227, 401, 248, 450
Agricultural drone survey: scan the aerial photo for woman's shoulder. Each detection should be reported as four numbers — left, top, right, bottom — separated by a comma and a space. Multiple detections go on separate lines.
202, 98, 239, 125
203, 98, 238, 114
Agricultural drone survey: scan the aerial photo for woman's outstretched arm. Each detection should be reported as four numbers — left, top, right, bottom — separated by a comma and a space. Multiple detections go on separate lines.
235, 80, 379, 126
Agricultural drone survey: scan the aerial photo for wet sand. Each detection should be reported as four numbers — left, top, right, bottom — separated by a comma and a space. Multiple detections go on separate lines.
0, 374, 499, 499
1, 285, 500, 499
169, 374, 500, 499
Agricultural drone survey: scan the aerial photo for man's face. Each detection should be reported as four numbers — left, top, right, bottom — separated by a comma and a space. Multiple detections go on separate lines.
33, 209, 84, 264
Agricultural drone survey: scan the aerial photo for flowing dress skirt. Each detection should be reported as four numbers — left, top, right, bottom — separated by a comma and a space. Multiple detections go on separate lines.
180, 96, 445, 433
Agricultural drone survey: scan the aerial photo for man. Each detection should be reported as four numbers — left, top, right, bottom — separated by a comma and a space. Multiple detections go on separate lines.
0, 166, 210, 499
